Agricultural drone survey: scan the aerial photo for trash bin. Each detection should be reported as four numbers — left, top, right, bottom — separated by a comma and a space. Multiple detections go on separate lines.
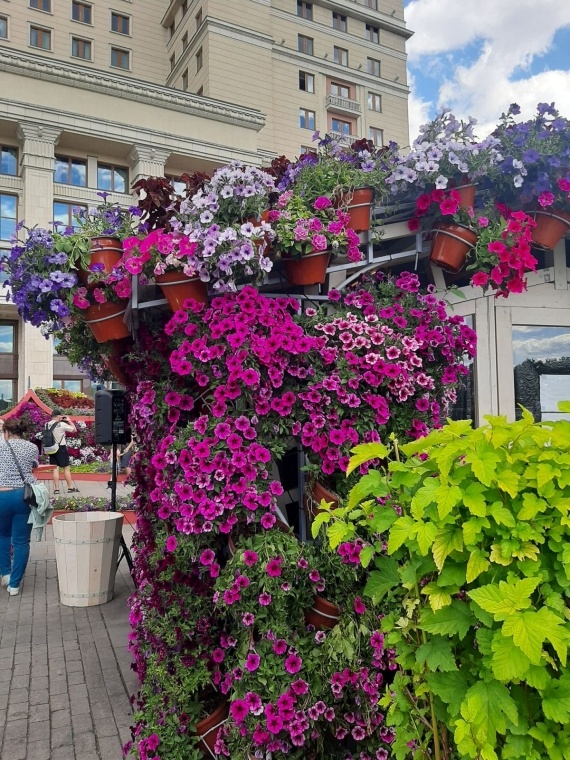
52, 512, 124, 607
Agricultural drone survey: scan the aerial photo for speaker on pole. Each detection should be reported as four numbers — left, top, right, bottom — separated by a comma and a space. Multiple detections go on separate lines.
95, 389, 130, 445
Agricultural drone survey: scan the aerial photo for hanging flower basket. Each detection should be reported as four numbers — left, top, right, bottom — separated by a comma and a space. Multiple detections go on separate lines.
429, 223, 477, 274
527, 207, 570, 250
304, 481, 339, 521
83, 300, 130, 343
195, 700, 229, 758
449, 175, 476, 210
341, 187, 374, 233
80, 237, 123, 289
282, 250, 330, 286
304, 595, 341, 631
156, 271, 208, 311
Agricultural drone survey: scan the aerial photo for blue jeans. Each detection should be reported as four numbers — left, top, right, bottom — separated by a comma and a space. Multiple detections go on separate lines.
0, 489, 32, 589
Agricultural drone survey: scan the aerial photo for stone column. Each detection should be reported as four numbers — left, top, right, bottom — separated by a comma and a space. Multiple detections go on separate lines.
128, 145, 172, 189
16, 122, 62, 395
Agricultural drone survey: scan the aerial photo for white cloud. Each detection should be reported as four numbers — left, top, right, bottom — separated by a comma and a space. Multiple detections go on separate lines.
405, 0, 570, 137
406, 72, 432, 148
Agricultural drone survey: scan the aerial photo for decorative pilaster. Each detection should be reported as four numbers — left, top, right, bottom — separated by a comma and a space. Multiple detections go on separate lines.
16, 122, 61, 395
128, 145, 172, 187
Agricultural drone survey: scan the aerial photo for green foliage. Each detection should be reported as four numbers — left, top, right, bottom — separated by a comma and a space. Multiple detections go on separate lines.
315, 407, 570, 760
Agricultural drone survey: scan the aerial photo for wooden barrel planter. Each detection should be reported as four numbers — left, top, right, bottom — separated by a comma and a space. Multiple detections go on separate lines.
156, 271, 208, 311
282, 250, 330, 286
80, 237, 123, 288
83, 300, 131, 343
195, 700, 229, 758
52, 512, 124, 607
429, 223, 477, 274
527, 207, 570, 250
341, 187, 374, 232
305, 595, 341, 631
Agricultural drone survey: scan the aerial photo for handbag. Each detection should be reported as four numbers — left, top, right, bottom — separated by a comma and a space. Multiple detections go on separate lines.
6, 441, 37, 507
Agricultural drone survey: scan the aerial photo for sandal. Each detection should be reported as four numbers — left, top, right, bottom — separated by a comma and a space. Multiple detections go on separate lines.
68, 488, 80, 493
53, 489, 60, 495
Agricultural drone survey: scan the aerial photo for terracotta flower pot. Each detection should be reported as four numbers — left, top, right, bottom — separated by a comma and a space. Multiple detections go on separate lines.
80, 237, 123, 289
304, 595, 341, 631
83, 300, 130, 343
429, 223, 477, 274
449, 176, 476, 210
341, 187, 374, 232
156, 271, 208, 311
104, 337, 132, 385
282, 250, 330, 286
527, 207, 570, 250
304, 481, 339, 520
195, 700, 229, 757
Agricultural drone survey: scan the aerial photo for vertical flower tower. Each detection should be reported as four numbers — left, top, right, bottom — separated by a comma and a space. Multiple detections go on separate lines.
11, 106, 566, 757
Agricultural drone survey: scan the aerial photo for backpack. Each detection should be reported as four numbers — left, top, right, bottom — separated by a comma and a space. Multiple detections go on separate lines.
41, 422, 60, 455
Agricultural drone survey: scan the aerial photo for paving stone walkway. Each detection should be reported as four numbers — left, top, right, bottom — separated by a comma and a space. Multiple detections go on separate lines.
0, 489, 138, 760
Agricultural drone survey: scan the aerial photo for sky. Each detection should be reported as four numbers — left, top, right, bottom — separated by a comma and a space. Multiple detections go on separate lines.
403, 0, 570, 145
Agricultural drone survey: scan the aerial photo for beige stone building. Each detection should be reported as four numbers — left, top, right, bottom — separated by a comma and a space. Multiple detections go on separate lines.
0, 0, 411, 406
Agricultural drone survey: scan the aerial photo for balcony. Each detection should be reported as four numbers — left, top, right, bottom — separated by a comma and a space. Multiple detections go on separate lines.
329, 131, 362, 146
325, 94, 362, 115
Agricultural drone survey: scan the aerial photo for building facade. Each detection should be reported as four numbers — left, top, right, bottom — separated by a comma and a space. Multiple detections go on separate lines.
0, 0, 411, 407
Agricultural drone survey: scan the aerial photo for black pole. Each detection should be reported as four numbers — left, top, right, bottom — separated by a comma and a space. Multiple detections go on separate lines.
110, 442, 118, 511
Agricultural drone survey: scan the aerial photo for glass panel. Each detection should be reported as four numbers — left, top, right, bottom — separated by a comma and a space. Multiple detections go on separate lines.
53, 202, 71, 226
54, 157, 69, 183
1, 148, 17, 175
1, 195, 17, 219
0, 324, 15, 353
0, 380, 15, 412
97, 165, 112, 190
63, 380, 82, 392
448, 315, 476, 423
513, 325, 570, 420
114, 167, 127, 193
0, 17, 7, 38
71, 160, 86, 186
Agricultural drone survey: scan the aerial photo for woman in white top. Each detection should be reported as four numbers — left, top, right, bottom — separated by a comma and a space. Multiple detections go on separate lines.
0, 417, 38, 595
45, 408, 79, 495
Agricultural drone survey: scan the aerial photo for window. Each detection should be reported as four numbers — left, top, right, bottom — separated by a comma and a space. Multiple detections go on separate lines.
332, 13, 347, 32
298, 34, 313, 55
297, 1, 313, 20
0, 195, 17, 241
30, 0, 51, 11
72, 2, 92, 24
181, 0, 188, 15
166, 176, 188, 195
0, 16, 8, 39
54, 156, 87, 186
367, 57, 381, 77
1, 148, 17, 176
182, 69, 188, 91
71, 37, 92, 60
197, 86, 204, 96
196, 8, 202, 28
332, 118, 351, 136
366, 24, 379, 43
368, 92, 382, 112
97, 163, 128, 193
365, 0, 378, 8
300, 146, 316, 155
330, 82, 350, 98
169, 22, 175, 38
299, 109, 315, 130
30, 26, 51, 50
111, 47, 130, 69
196, 47, 202, 72
53, 201, 86, 228
299, 71, 314, 93
333, 47, 348, 66
0, 322, 17, 412
369, 127, 383, 146
111, 13, 130, 35
182, 32, 188, 50
170, 53, 176, 71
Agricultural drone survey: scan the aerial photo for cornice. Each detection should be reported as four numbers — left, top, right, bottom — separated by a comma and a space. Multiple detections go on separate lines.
315, 0, 413, 39
0, 46, 266, 132
128, 145, 172, 166
207, 18, 274, 50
